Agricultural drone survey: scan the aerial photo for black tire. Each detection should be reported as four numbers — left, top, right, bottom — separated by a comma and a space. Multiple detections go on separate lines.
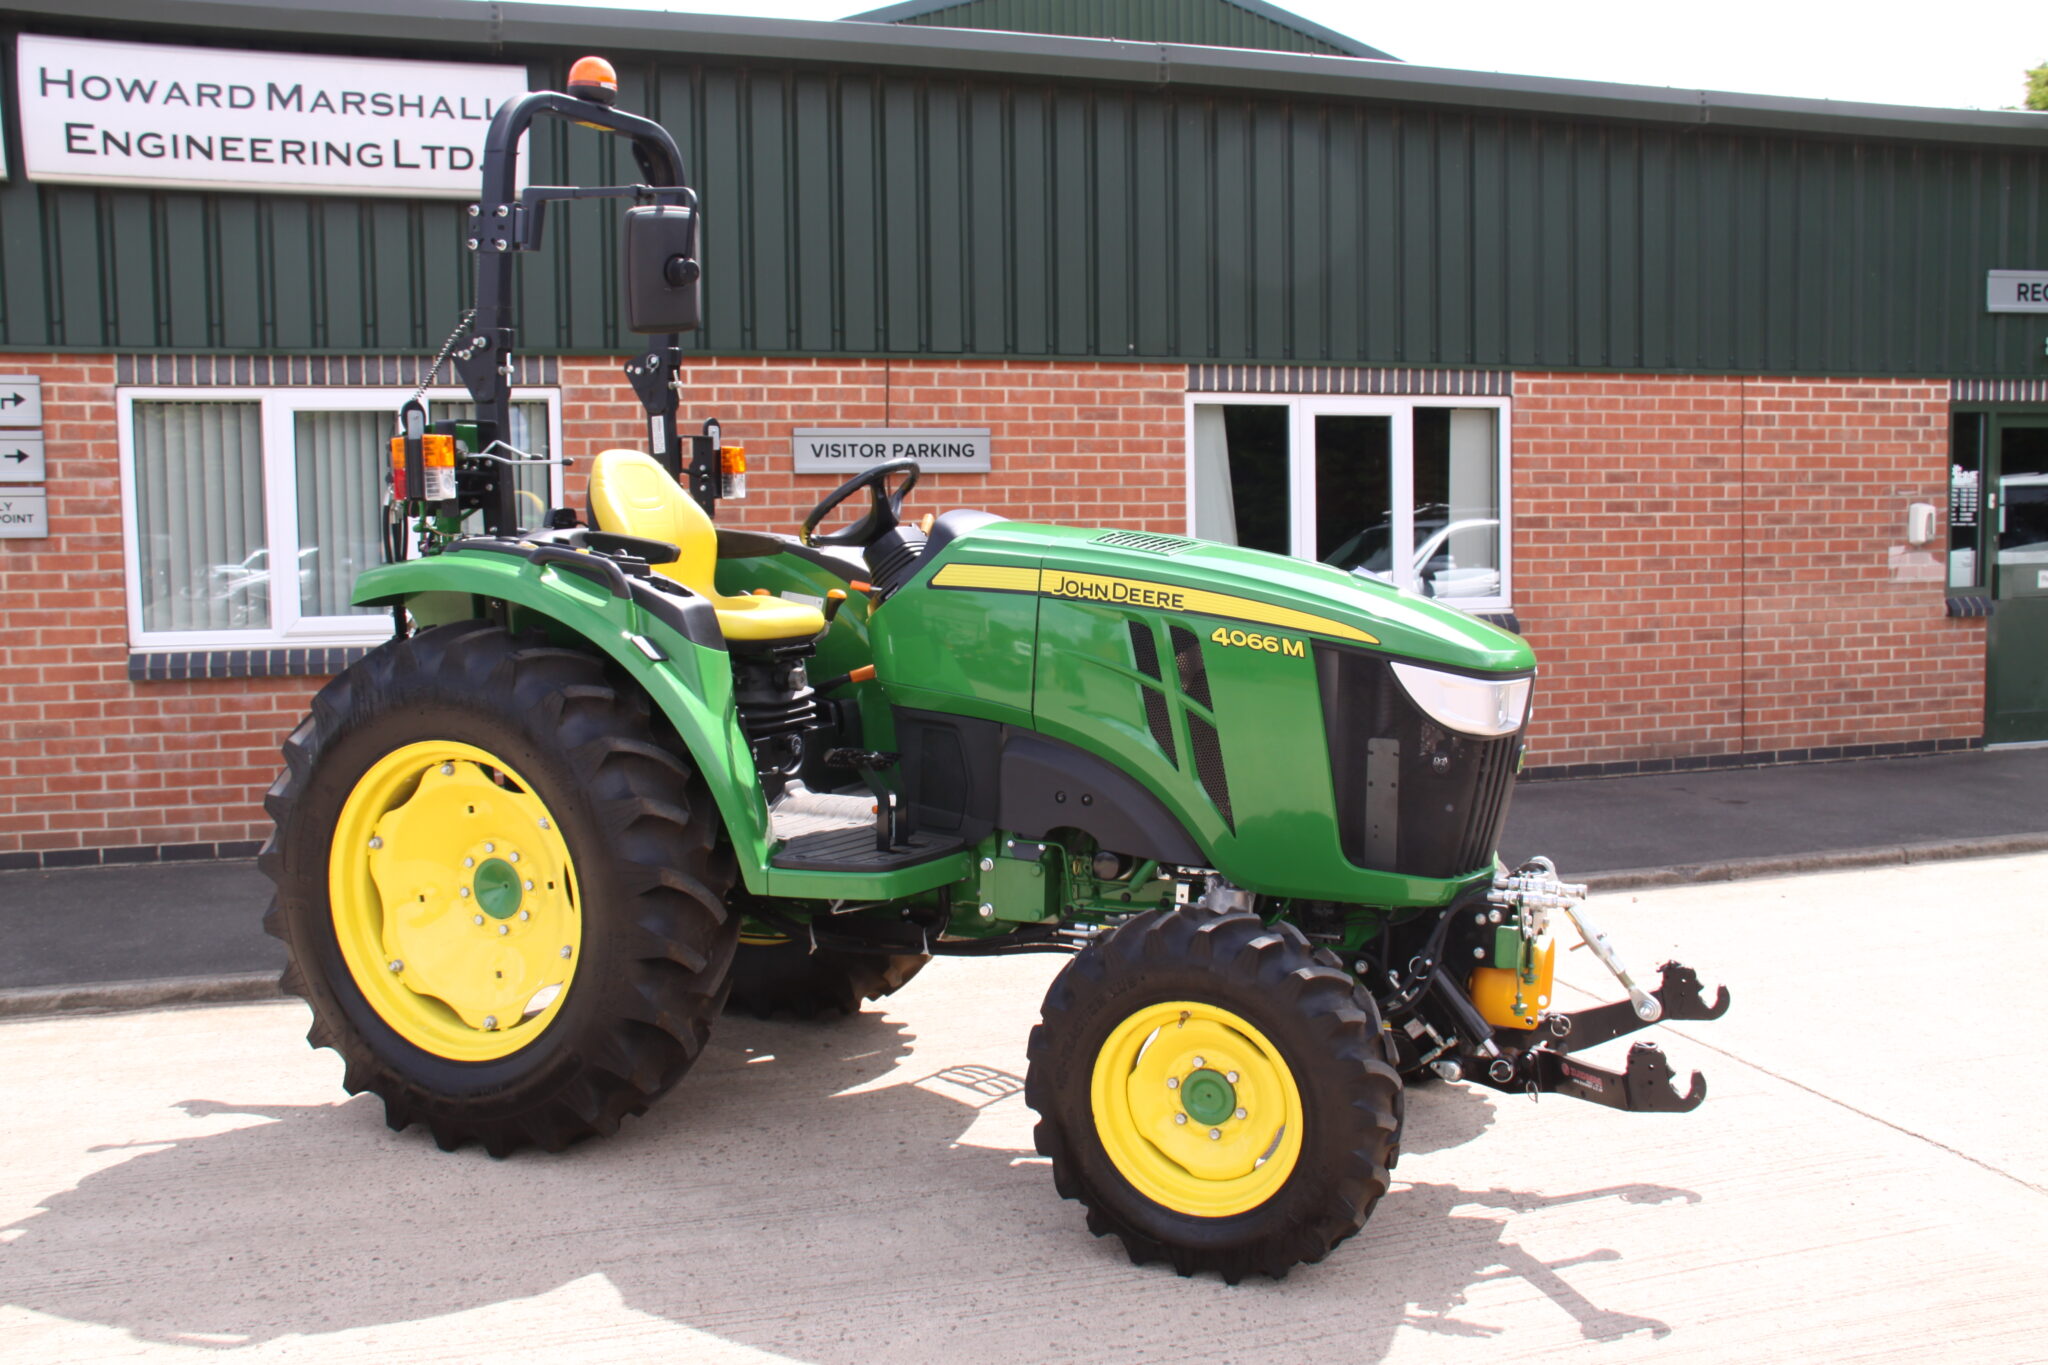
1025, 909, 1403, 1281
724, 938, 928, 1020
259, 620, 738, 1156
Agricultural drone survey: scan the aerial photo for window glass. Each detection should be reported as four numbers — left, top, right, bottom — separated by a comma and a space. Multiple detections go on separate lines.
294, 411, 387, 617
128, 390, 559, 649
1950, 413, 1984, 589
1192, 404, 1288, 554
1998, 424, 2048, 588
1312, 415, 1393, 569
1412, 408, 1503, 600
132, 402, 268, 632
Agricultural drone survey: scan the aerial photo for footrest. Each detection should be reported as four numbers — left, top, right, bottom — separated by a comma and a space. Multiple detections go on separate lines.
770, 826, 965, 872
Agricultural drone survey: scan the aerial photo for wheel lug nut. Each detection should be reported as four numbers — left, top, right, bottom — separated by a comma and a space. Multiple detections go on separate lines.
1234, 1107, 1247, 1120
523, 880, 534, 891
518, 910, 530, 921
440, 763, 454, 776
458, 887, 471, 898
483, 1015, 497, 1029
497, 924, 509, 936
368, 836, 383, 849
538, 818, 550, 830
484, 842, 495, 853
1191, 1056, 1205, 1068
509, 851, 520, 863
1225, 1071, 1238, 1083
1173, 1114, 1187, 1125
464, 856, 475, 868
1209, 1128, 1221, 1140
473, 915, 485, 925
560, 945, 572, 958
1166, 1076, 1180, 1090
387, 959, 403, 973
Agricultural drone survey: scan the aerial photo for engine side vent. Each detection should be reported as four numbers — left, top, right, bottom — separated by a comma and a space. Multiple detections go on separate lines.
1127, 622, 1178, 765
1093, 530, 1196, 555
1187, 712, 1234, 831
1127, 620, 1162, 680
1170, 625, 1211, 709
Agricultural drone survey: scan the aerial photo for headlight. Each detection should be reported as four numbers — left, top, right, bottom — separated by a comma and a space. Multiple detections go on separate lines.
1389, 661, 1531, 737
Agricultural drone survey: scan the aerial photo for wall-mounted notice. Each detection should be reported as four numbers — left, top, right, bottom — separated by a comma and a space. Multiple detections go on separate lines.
0, 490, 48, 540
1987, 270, 2048, 313
16, 35, 530, 198
792, 429, 993, 473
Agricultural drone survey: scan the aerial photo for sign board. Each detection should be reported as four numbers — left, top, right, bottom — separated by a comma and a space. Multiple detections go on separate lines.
1987, 270, 2048, 314
0, 490, 48, 539
792, 429, 993, 474
15, 35, 529, 199
0, 433, 45, 483
0, 376, 42, 427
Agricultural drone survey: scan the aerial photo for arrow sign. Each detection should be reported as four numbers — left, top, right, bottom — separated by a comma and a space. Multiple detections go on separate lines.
0, 434, 45, 483
0, 376, 42, 428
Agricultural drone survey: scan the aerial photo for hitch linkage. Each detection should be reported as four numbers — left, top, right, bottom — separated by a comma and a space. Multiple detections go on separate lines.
1465, 961, 1729, 1114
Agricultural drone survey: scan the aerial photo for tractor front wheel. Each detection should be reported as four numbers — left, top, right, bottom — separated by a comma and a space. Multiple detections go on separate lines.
261, 620, 738, 1155
1026, 909, 1403, 1281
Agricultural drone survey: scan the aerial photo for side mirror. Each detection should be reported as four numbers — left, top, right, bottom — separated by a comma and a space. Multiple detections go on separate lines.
622, 204, 701, 334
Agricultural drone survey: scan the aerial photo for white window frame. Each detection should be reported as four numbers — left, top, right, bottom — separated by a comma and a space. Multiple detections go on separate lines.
119, 386, 564, 651
1182, 393, 1514, 611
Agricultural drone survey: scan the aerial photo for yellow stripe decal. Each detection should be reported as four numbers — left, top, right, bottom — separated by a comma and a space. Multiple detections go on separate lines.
931, 562, 1043, 593
931, 563, 1378, 645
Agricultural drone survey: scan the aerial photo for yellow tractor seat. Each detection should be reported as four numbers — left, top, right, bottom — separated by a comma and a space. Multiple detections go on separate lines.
587, 449, 826, 644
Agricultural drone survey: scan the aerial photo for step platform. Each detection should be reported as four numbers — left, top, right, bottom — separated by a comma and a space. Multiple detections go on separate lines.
767, 786, 964, 873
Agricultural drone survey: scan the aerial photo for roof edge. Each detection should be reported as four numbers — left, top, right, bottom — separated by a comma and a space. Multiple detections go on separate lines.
841, 0, 1399, 62
2, 0, 2043, 148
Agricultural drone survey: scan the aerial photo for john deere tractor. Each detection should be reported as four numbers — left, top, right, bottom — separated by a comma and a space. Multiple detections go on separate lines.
262, 59, 1729, 1281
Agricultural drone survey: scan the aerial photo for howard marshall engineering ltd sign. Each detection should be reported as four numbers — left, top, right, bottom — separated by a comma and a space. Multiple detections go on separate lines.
792, 429, 992, 473
15, 34, 529, 198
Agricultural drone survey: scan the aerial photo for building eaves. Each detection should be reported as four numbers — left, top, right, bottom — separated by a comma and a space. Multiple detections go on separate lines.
4, 0, 2044, 149
841, 0, 1400, 62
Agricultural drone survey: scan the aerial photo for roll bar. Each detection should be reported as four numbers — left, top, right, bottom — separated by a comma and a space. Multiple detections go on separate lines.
451, 86, 703, 534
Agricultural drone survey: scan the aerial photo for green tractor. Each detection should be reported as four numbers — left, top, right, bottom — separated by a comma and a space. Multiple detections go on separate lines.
262, 59, 1729, 1282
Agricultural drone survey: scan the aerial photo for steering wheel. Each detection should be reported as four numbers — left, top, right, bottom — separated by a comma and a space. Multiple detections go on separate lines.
801, 460, 922, 548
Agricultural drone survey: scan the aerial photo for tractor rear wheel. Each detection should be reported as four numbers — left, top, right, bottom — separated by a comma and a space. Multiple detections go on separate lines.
1026, 909, 1402, 1281
261, 620, 737, 1155
724, 936, 927, 1019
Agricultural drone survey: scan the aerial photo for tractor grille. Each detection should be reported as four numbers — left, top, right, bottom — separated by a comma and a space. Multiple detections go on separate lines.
1093, 530, 1196, 555
1314, 644, 1524, 881
1187, 712, 1234, 831
1169, 625, 1211, 708
1127, 622, 1178, 765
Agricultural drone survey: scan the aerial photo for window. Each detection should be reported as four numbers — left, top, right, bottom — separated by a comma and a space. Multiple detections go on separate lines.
120, 388, 561, 649
1187, 396, 1511, 610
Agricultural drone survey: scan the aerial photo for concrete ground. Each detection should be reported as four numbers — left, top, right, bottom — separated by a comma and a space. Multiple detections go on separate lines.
2, 853, 2043, 1363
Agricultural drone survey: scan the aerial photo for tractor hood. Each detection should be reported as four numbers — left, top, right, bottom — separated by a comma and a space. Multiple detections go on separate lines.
919, 519, 1533, 675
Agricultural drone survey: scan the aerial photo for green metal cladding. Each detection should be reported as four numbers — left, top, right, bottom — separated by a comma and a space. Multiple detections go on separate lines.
860, 0, 1373, 58
2, 44, 2045, 378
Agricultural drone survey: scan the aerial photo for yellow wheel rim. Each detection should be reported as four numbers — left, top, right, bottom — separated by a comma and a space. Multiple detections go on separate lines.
330, 740, 582, 1062
1090, 1000, 1304, 1218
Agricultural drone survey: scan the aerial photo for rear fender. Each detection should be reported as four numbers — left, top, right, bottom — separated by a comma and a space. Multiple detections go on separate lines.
352, 551, 780, 892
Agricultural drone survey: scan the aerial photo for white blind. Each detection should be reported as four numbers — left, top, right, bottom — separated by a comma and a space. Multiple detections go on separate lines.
293, 411, 387, 617
132, 402, 267, 633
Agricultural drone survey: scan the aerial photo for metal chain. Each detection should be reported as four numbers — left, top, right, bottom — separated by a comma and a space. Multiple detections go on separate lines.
400, 307, 478, 423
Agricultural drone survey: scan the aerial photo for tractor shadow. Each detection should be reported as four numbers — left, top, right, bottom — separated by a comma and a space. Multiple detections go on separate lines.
0, 1012, 1691, 1359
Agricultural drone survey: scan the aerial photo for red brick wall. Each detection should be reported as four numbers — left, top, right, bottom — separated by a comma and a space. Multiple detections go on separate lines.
559, 357, 1189, 535
0, 355, 1186, 863
0, 356, 322, 865
0, 356, 1989, 862
1514, 373, 1981, 770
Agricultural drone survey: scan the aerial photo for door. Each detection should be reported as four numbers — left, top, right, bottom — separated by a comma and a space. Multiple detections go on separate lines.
1988, 415, 2048, 745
